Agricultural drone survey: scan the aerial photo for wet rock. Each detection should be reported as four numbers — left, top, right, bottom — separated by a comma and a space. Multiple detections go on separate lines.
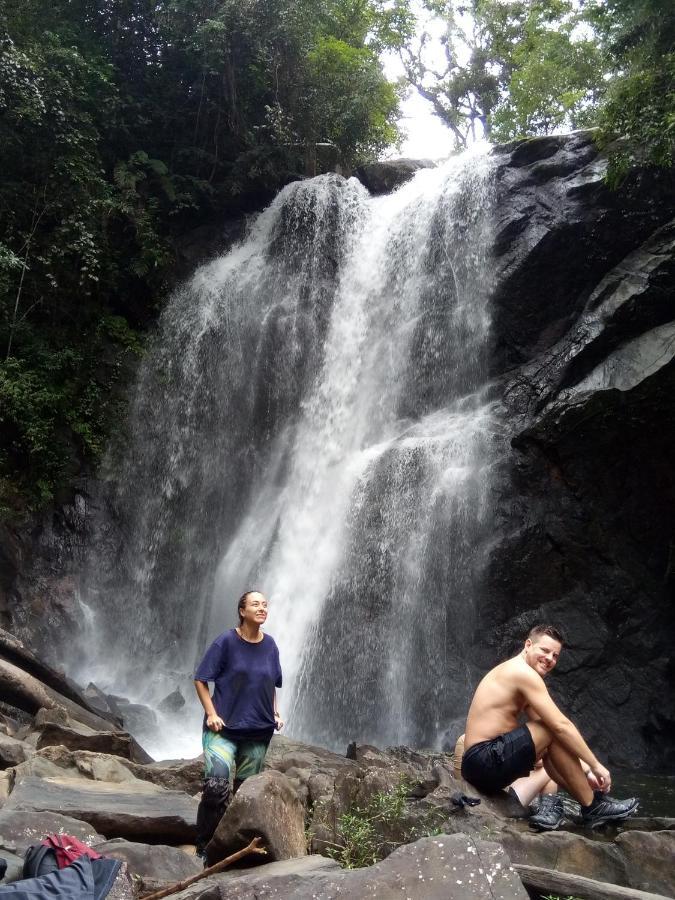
0, 733, 33, 768
110, 696, 158, 739
83, 683, 124, 721
479, 156, 675, 768
0, 807, 104, 856
34, 720, 152, 764
3, 775, 198, 843
498, 827, 628, 885
490, 133, 674, 373
614, 830, 675, 896
94, 837, 201, 882
354, 158, 436, 194
0, 627, 117, 726
0, 713, 20, 738
206, 770, 306, 866
158, 689, 186, 714
618, 817, 675, 832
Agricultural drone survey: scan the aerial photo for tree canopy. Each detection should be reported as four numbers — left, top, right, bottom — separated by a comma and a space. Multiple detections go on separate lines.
399, 0, 675, 168
0, 0, 406, 517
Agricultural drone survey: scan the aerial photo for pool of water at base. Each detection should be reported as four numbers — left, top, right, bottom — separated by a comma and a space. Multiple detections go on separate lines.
612, 771, 675, 817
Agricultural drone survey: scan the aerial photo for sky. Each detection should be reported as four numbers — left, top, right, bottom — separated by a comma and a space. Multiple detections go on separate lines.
390, 89, 457, 160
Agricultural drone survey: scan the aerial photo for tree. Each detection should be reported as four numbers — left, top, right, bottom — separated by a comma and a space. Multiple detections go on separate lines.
0, 0, 405, 517
400, 0, 605, 146
588, 0, 675, 177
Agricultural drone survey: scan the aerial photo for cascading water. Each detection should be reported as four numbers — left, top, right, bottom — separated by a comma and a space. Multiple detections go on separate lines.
77, 148, 500, 758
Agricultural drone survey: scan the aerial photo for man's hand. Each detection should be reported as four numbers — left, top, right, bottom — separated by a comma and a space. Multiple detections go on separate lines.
206, 713, 225, 732
274, 713, 284, 731
590, 762, 611, 793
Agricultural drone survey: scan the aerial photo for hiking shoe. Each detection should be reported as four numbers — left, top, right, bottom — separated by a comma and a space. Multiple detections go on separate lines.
581, 792, 639, 829
528, 793, 564, 831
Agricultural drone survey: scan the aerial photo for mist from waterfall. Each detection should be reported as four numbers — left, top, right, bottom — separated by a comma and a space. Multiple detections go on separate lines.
76, 148, 500, 758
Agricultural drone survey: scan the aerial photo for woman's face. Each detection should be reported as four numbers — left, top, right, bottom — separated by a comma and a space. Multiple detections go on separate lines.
240, 591, 268, 626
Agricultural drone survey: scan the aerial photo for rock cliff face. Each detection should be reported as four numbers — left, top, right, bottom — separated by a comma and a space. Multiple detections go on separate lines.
480, 132, 675, 770
1, 131, 674, 768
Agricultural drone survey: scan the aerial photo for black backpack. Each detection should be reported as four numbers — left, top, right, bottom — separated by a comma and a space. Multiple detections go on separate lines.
20, 845, 58, 879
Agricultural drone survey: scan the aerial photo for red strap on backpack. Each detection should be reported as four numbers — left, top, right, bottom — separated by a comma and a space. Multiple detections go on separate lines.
41, 834, 102, 869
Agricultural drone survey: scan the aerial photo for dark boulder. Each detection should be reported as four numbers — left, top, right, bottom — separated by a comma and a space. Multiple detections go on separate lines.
354, 158, 436, 194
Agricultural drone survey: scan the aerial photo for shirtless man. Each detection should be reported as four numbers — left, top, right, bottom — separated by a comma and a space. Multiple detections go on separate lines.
462, 624, 638, 828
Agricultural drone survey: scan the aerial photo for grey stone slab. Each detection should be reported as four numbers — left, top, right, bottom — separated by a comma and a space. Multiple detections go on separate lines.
4, 775, 197, 843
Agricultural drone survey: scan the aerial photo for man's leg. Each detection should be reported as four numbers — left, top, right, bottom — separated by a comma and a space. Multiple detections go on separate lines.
196, 731, 236, 855
232, 739, 270, 795
510, 767, 556, 807
526, 722, 593, 805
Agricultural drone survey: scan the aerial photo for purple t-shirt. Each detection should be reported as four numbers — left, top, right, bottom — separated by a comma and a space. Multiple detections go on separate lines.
194, 629, 282, 741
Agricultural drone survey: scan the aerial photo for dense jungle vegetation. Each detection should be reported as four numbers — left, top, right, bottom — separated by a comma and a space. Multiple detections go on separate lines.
0, 0, 673, 519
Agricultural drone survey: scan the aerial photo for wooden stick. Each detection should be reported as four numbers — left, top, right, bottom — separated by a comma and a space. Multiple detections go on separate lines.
140, 838, 268, 900
514, 863, 673, 900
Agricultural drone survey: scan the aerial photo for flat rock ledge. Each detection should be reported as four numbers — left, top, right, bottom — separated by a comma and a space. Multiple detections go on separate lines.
174, 835, 528, 900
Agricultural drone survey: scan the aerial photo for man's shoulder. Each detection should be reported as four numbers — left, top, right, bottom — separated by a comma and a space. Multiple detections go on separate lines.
494, 655, 539, 687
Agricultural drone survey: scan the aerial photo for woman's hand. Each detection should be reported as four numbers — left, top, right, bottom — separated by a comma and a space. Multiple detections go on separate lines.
206, 713, 225, 732
274, 712, 284, 731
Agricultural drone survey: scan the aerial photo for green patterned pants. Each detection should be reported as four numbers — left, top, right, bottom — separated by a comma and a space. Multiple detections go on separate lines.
202, 729, 269, 782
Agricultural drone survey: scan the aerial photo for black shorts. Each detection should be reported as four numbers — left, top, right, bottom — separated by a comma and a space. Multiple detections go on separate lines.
461, 724, 536, 794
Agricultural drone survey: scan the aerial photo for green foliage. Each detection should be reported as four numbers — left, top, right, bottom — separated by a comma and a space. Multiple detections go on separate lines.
400, 0, 675, 172
324, 779, 446, 869
540, 895, 584, 900
0, 0, 403, 518
589, 0, 675, 179
489, 2, 606, 141
401, 0, 606, 146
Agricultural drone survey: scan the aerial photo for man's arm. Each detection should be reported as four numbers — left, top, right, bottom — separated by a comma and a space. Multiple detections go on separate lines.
520, 670, 604, 774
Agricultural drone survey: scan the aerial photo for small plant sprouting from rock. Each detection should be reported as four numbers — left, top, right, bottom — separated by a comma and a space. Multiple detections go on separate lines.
540, 895, 585, 900
325, 778, 447, 869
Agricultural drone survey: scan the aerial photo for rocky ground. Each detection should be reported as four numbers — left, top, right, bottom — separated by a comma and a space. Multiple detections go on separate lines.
1, 629, 674, 899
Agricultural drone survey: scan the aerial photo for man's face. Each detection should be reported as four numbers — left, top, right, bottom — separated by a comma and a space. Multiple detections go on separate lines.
523, 635, 561, 677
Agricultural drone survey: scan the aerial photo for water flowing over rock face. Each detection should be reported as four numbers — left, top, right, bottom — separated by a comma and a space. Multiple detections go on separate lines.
5, 133, 675, 767
74, 151, 500, 755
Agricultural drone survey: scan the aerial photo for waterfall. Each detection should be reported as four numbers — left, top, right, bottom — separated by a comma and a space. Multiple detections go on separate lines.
78, 147, 499, 757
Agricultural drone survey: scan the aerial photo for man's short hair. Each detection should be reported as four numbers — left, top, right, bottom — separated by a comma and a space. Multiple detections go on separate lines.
527, 624, 565, 646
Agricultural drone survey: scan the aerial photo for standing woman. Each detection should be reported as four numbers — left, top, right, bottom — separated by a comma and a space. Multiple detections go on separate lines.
193, 590, 283, 856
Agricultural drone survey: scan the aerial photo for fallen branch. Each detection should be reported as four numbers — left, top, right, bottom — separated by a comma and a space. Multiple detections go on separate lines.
514, 863, 672, 900
139, 837, 267, 900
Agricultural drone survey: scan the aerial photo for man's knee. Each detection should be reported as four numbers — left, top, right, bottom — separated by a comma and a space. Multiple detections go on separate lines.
526, 721, 554, 755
